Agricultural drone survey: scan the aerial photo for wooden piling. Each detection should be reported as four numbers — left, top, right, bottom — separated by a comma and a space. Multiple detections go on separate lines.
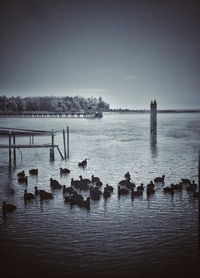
51, 129, 55, 161
198, 151, 200, 252
150, 100, 157, 135
57, 146, 64, 160
63, 129, 67, 160
13, 130, 16, 164
9, 131, 12, 167
67, 126, 69, 159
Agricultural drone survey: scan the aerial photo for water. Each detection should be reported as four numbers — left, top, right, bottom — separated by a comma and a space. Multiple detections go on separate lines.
0, 112, 199, 278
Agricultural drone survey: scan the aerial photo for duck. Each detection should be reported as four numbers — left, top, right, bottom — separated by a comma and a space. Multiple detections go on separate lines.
91, 175, 101, 183
60, 167, 70, 174
50, 178, 62, 189
163, 185, 174, 194
146, 187, 155, 195
104, 184, 114, 192
79, 175, 91, 184
181, 178, 191, 185
17, 170, 25, 177
154, 175, 165, 183
171, 182, 183, 190
62, 185, 75, 195
147, 181, 155, 190
124, 171, 131, 180
71, 178, 82, 189
18, 176, 28, 184
119, 179, 131, 186
79, 197, 90, 209
34, 186, 53, 199
186, 181, 197, 192
131, 188, 143, 197
2, 200, 16, 216
103, 189, 111, 198
69, 191, 84, 205
24, 189, 35, 201
78, 159, 87, 167
29, 168, 38, 175
78, 176, 91, 190
90, 187, 102, 200
137, 183, 144, 192
118, 186, 129, 195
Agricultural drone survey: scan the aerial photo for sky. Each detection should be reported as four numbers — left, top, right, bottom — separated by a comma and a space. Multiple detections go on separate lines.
0, 0, 200, 109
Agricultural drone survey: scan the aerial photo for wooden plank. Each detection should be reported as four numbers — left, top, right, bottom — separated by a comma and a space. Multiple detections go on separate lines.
0, 144, 58, 148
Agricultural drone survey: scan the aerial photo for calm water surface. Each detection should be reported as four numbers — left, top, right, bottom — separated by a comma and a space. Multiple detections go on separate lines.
0, 112, 199, 278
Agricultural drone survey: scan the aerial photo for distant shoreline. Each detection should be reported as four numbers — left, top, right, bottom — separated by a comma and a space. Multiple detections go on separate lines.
107, 109, 200, 113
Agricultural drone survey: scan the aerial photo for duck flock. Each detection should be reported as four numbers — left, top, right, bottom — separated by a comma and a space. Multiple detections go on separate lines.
2, 159, 199, 216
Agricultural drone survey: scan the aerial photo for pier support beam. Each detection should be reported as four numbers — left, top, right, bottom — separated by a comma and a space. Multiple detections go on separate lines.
63, 129, 67, 160
13, 130, 16, 164
50, 129, 55, 161
9, 131, 12, 167
67, 126, 69, 159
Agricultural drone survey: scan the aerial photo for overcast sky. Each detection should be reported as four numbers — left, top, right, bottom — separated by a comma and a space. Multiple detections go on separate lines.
0, 0, 199, 109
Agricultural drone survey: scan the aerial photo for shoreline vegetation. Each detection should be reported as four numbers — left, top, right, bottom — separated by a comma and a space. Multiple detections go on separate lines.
0, 95, 199, 114
0, 95, 109, 114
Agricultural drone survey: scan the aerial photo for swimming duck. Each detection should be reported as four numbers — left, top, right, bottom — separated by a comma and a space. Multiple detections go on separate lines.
104, 184, 114, 192
62, 185, 75, 195
34, 186, 53, 199
2, 200, 16, 216
18, 176, 28, 184
50, 178, 62, 189
118, 186, 129, 195
91, 175, 101, 183
79, 197, 90, 209
124, 171, 131, 180
24, 189, 35, 201
60, 167, 70, 174
163, 185, 174, 194
154, 175, 165, 183
29, 168, 38, 175
103, 189, 111, 198
17, 170, 25, 177
78, 159, 87, 167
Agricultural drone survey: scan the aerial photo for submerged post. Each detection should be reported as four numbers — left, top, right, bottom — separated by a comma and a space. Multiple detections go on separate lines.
63, 129, 67, 160
51, 129, 55, 161
67, 126, 69, 159
9, 130, 12, 167
13, 130, 16, 164
198, 151, 200, 252
150, 100, 157, 135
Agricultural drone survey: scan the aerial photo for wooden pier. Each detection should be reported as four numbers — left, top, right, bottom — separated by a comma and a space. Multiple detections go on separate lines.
0, 127, 69, 167
0, 111, 103, 118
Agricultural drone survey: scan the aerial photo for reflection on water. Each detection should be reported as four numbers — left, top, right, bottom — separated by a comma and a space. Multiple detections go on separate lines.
150, 133, 157, 158
0, 112, 199, 277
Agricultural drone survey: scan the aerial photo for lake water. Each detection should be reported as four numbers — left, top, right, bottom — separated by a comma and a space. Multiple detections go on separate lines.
0, 112, 199, 278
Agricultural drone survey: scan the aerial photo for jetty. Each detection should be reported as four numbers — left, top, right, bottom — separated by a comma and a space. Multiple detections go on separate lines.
0, 111, 103, 118
0, 127, 69, 167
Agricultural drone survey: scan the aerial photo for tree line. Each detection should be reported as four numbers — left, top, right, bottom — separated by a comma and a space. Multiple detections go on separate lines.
0, 95, 109, 113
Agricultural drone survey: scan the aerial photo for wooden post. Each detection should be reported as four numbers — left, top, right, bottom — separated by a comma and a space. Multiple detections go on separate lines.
63, 129, 67, 160
67, 126, 69, 159
150, 100, 157, 135
198, 151, 200, 252
13, 130, 16, 164
51, 129, 55, 161
9, 130, 12, 167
